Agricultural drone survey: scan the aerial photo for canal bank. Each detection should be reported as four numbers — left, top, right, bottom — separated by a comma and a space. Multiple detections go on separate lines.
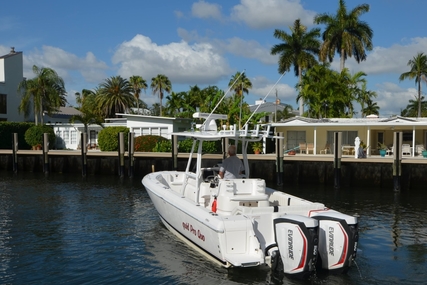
1, 150, 427, 189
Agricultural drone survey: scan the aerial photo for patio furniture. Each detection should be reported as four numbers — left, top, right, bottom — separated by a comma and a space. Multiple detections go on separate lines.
307, 143, 314, 154
320, 143, 331, 154
342, 145, 354, 155
299, 142, 307, 154
415, 144, 425, 156
402, 144, 411, 156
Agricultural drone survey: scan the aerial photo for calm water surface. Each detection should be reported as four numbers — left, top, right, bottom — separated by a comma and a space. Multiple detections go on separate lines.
0, 170, 426, 285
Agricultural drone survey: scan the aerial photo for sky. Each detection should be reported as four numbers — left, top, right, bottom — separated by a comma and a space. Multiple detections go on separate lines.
2, 0, 427, 118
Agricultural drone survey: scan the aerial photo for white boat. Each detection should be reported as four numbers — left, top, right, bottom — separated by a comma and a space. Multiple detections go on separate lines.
142, 112, 359, 278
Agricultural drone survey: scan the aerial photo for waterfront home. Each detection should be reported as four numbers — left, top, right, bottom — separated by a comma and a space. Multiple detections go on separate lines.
0, 48, 28, 122
272, 115, 427, 157
49, 113, 192, 150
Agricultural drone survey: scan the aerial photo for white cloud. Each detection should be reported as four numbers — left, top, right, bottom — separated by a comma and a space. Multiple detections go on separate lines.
374, 82, 415, 117
217, 37, 277, 65
177, 28, 277, 65
251, 76, 297, 106
231, 0, 317, 29
174, 10, 184, 19
191, 1, 223, 20
345, 37, 427, 75
23, 45, 109, 84
112, 34, 232, 85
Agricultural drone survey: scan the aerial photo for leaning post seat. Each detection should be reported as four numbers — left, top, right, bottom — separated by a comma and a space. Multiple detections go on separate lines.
215, 179, 269, 214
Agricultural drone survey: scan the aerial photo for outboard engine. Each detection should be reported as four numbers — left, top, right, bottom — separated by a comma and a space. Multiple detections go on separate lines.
272, 215, 319, 278
310, 210, 359, 273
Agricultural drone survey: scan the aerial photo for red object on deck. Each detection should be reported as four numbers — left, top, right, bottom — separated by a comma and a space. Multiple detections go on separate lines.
211, 197, 217, 213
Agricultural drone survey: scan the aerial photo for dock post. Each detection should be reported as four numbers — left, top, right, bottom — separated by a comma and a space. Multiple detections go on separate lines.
392, 132, 402, 191
128, 132, 135, 178
118, 132, 125, 178
43, 133, 49, 174
81, 133, 88, 177
12, 133, 18, 173
333, 132, 342, 189
276, 132, 284, 186
172, 135, 178, 170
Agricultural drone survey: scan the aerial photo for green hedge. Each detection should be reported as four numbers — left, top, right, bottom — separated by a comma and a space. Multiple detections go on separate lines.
24, 125, 56, 148
178, 138, 221, 153
0, 122, 34, 149
98, 126, 129, 151
134, 135, 168, 152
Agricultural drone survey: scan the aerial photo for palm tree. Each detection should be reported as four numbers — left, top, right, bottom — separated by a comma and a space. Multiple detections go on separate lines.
17, 65, 66, 125
362, 99, 380, 117
228, 71, 252, 97
356, 82, 377, 117
151, 74, 172, 116
342, 69, 367, 117
401, 95, 427, 117
129, 75, 147, 114
96, 76, 134, 118
399, 52, 427, 118
271, 19, 321, 115
314, 0, 373, 71
276, 104, 295, 121
228, 72, 252, 126
75, 89, 96, 109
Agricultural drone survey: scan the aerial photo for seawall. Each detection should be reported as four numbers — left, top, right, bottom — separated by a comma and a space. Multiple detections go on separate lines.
1, 150, 427, 190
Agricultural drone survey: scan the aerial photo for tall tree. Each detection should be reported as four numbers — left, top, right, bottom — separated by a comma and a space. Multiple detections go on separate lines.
228, 71, 252, 97
399, 52, 427, 118
17, 65, 67, 125
362, 99, 380, 117
298, 63, 363, 118
129, 75, 147, 114
71, 89, 104, 135
96, 76, 134, 118
356, 82, 377, 117
314, 0, 373, 71
271, 19, 321, 115
400, 95, 427, 117
151, 74, 172, 116
228, 72, 253, 126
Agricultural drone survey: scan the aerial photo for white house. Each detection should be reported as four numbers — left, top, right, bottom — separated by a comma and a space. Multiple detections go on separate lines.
49, 113, 192, 150
0, 48, 29, 122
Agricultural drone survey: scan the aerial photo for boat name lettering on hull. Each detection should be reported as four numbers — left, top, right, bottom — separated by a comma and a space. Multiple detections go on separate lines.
288, 229, 294, 260
328, 226, 334, 256
182, 222, 205, 241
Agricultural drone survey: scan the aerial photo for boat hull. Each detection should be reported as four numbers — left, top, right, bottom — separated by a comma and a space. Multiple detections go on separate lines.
142, 171, 358, 276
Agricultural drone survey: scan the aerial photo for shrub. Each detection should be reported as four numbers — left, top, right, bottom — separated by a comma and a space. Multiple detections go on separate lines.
24, 125, 56, 149
98, 126, 129, 151
134, 135, 167, 152
0, 122, 34, 149
153, 140, 172, 152
178, 138, 221, 153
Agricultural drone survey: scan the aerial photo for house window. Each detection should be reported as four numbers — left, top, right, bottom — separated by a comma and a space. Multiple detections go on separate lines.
327, 131, 358, 145
64, 129, 69, 143
90, 130, 97, 145
0, 94, 6, 114
377, 132, 384, 144
70, 130, 77, 144
402, 131, 413, 142
286, 131, 306, 150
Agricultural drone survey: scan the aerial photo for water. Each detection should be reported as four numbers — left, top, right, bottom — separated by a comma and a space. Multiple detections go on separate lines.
0, 171, 426, 285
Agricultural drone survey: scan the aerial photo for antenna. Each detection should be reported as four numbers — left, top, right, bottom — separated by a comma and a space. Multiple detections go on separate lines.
201, 69, 245, 129
243, 71, 286, 129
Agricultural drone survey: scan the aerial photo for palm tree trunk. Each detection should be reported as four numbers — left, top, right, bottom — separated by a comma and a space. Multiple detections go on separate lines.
159, 91, 163, 116
340, 48, 345, 71
298, 66, 304, 115
418, 81, 422, 118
